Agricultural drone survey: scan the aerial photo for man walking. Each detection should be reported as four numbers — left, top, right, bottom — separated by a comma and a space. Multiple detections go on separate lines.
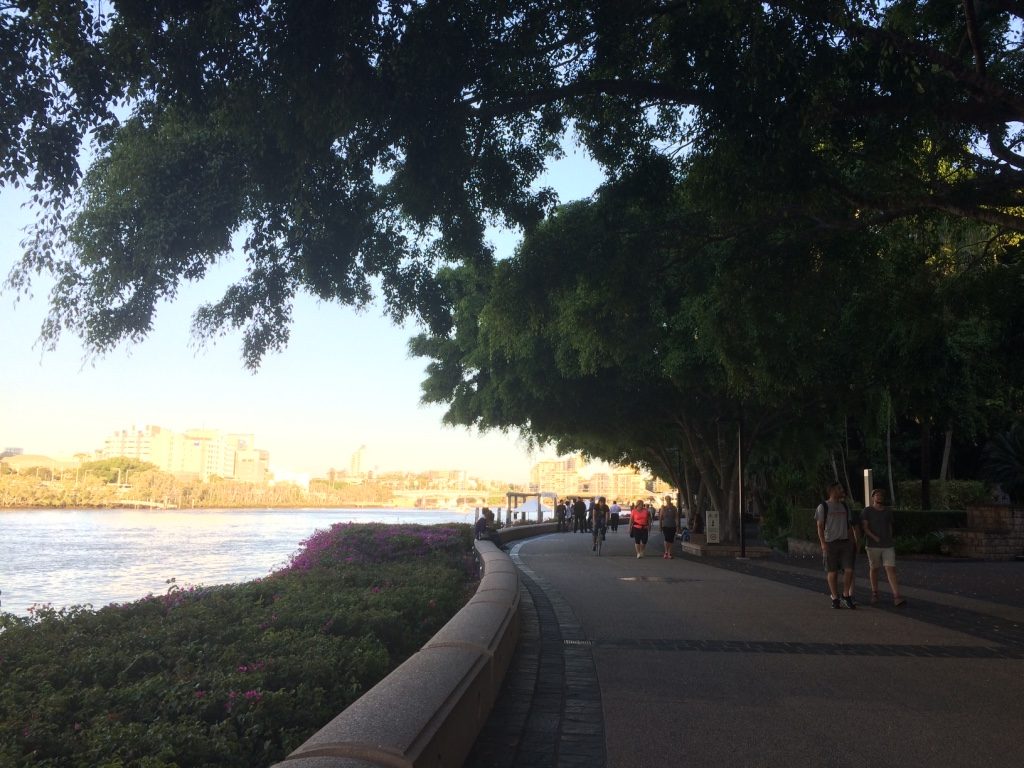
816, 483, 858, 609
555, 498, 568, 532
572, 497, 586, 533
862, 488, 907, 607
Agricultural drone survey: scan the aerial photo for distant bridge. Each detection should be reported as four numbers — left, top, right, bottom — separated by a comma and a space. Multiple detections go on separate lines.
110, 499, 178, 509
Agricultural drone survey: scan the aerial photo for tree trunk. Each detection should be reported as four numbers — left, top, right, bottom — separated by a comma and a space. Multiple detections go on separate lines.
920, 420, 932, 511
694, 484, 707, 533
939, 429, 952, 482
887, 399, 896, 506
842, 418, 855, 504
682, 455, 694, 520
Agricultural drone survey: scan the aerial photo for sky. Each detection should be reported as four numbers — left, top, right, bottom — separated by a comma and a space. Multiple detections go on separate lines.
0, 139, 605, 484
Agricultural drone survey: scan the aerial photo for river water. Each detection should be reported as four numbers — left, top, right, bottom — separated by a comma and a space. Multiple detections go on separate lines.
0, 507, 474, 617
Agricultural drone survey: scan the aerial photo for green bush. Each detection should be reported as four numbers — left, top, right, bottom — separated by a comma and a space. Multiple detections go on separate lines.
895, 480, 989, 511
0, 523, 476, 767
787, 506, 966, 555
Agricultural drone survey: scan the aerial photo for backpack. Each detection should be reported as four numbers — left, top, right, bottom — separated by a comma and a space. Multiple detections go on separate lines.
815, 500, 851, 525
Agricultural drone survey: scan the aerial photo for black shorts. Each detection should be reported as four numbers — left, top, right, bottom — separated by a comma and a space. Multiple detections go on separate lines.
662, 527, 677, 543
631, 527, 649, 544
824, 539, 854, 572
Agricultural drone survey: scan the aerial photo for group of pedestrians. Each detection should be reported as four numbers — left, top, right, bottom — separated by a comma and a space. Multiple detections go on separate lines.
627, 496, 687, 559
553, 481, 905, 610
815, 482, 906, 609
555, 496, 689, 559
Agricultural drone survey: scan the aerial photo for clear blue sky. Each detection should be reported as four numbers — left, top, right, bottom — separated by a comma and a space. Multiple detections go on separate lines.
0, 139, 605, 483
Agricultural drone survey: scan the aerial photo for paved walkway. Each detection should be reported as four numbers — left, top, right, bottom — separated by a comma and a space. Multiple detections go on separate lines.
465, 530, 1024, 768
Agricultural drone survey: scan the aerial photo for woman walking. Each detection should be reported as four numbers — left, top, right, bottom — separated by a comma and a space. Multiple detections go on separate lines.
630, 501, 652, 558
659, 496, 679, 558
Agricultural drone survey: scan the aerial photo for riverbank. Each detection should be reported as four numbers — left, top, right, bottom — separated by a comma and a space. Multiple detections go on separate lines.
0, 522, 478, 767
0, 508, 479, 617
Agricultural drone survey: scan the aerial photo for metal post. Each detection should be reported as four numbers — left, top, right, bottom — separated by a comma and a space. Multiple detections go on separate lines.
738, 423, 745, 558
863, 469, 873, 510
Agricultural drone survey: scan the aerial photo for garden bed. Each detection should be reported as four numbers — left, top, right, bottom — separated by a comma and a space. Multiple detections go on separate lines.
0, 523, 477, 767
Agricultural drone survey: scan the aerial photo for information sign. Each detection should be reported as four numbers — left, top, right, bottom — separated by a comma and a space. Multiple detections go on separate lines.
706, 510, 720, 544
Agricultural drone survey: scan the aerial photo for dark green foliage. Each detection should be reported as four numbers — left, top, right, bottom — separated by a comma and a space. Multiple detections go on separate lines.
4, 2, 1024, 536
896, 480, 991, 511
982, 421, 1024, 502
0, 523, 476, 767
788, 507, 966, 547
6, 2, 1024, 369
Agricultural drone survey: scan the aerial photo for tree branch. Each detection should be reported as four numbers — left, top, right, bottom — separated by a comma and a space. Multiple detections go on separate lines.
467, 78, 709, 118
962, 0, 987, 77
845, 22, 1024, 121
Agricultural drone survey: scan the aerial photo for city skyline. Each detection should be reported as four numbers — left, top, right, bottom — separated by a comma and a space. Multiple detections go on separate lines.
1, 138, 605, 484
3, 428, 637, 491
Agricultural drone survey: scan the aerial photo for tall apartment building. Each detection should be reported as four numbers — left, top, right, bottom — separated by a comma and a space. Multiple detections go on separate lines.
529, 455, 582, 497
100, 425, 269, 482
588, 472, 612, 497
350, 445, 366, 476
611, 466, 649, 502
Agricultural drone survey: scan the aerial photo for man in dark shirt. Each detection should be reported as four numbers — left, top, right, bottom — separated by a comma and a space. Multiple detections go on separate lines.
572, 497, 587, 533
861, 488, 906, 607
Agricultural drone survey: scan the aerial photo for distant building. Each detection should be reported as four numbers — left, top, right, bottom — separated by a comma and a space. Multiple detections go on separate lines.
100, 425, 269, 482
350, 445, 366, 476
588, 472, 612, 497
530, 455, 582, 496
1, 447, 24, 459
235, 448, 270, 484
611, 466, 648, 501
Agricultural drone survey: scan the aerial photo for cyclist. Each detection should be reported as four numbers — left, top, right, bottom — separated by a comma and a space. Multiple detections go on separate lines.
592, 496, 610, 552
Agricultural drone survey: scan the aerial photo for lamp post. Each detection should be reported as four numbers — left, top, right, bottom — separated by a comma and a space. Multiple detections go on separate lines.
737, 422, 745, 559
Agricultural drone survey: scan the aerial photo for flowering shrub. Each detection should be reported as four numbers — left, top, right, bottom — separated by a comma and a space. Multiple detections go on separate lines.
0, 523, 476, 767
282, 522, 472, 570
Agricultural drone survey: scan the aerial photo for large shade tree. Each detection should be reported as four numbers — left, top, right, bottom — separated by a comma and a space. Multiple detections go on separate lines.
415, 161, 1024, 538
4, 1, 1024, 366
412, 160, 896, 541
3, 2, 1023, 530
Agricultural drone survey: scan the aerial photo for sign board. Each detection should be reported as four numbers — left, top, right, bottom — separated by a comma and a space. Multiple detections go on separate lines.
706, 509, 720, 544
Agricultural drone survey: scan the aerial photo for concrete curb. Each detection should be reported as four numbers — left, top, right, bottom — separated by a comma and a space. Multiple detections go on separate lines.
271, 531, 544, 768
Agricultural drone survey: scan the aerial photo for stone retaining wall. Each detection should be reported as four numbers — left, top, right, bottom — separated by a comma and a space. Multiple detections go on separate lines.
790, 505, 1024, 560
272, 536, 527, 768
787, 538, 821, 557
949, 505, 1024, 560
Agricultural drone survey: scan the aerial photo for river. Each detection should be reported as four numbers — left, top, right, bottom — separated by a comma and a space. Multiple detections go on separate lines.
0, 507, 475, 617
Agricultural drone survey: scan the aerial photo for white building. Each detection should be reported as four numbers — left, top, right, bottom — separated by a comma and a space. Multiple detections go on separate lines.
100, 425, 269, 482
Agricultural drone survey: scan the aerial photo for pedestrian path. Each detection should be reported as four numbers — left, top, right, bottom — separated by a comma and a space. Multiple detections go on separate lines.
466, 530, 1024, 768
465, 544, 606, 768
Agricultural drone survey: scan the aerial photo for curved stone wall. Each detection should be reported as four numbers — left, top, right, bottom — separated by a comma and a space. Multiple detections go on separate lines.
272, 536, 530, 768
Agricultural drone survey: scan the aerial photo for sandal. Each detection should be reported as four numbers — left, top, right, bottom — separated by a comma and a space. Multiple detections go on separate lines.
894, 597, 907, 608
870, 592, 879, 605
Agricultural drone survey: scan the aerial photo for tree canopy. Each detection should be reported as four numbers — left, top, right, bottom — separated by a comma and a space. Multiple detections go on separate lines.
5, 1, 1024, 367
4, 2, 1024, 531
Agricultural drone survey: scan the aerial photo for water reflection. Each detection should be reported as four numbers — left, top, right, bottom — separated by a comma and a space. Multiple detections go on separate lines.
0, 508, 471, 616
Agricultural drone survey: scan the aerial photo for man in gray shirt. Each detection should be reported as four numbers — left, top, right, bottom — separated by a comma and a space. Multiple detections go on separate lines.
815, 483, 858, 609
861, 488, 906, 607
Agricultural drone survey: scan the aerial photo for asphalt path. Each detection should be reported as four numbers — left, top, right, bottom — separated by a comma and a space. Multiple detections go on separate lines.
466, 529, 1024, 768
